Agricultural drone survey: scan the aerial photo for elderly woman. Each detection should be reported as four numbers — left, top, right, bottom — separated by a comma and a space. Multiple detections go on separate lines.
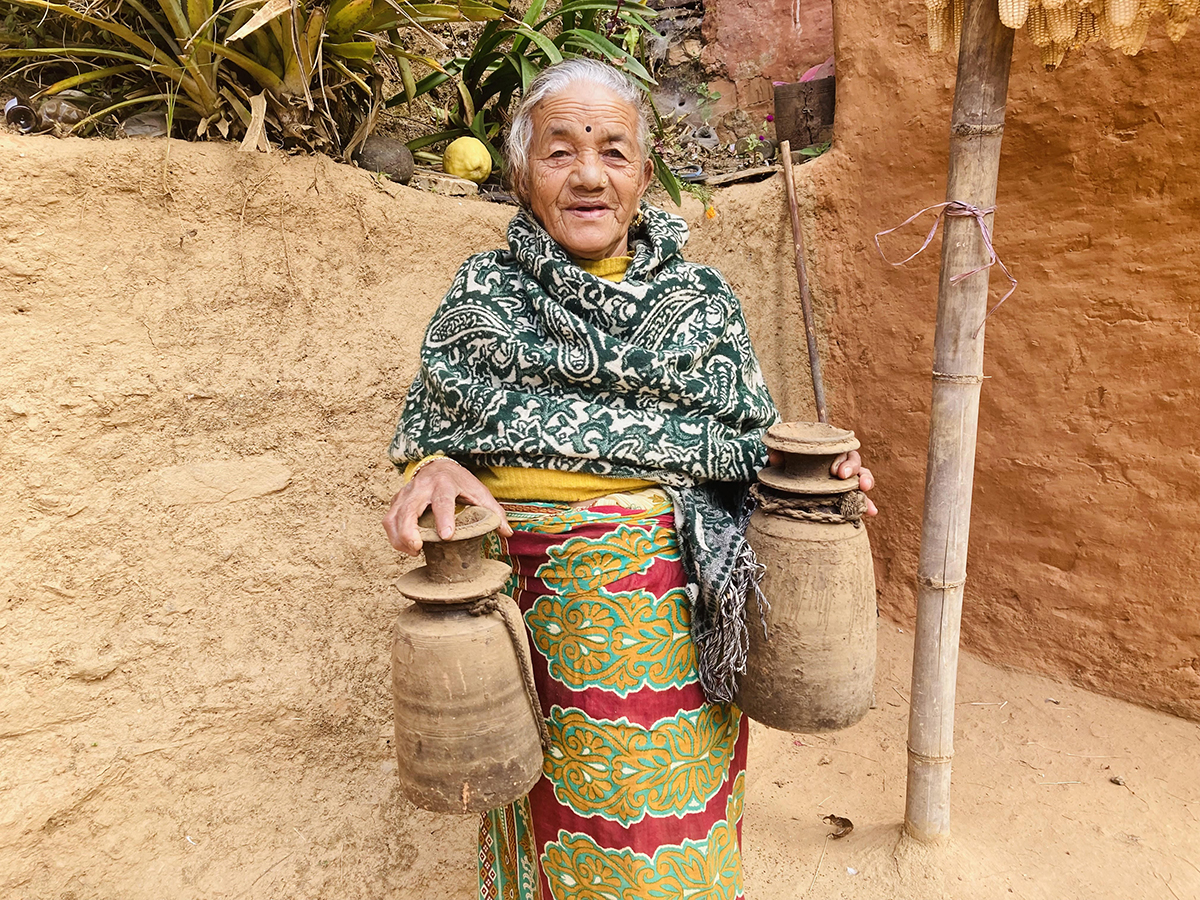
384, 59, 872, 900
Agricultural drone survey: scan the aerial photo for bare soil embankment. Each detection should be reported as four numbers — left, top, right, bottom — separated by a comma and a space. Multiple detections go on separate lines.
0, 133, 1197, 899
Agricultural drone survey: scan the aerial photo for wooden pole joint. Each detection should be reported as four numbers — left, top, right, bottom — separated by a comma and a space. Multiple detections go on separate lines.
951, 123, 1004, 137
916, 575, 967, 590
931, 371, 985, 384
907, 746, 954, 765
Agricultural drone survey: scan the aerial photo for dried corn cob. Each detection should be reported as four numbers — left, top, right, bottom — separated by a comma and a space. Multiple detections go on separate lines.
1026, 5, 1053, 44
1166, 17, 1191, 39
1046, 3, 1082, 41
1043, 0, 1068, 10
1106, 0, 1139, 27
926, 0, 949, 12
928, 3, 953, 51
1145, 0, 1169, 15
1078, 9, 1101, 41
1106, 11, 1152, 53
1170, 0, 1199, 15
1000, 0, 1032, 27
952, 0, 965, 43
1040, 41, 1070, 66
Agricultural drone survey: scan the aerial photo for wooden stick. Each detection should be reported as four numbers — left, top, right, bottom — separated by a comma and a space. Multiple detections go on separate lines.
779, 139, 828, 424
904, 0, 1014, 843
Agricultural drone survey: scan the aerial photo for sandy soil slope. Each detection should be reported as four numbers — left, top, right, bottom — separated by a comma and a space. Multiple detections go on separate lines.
1, 133, 1196, 899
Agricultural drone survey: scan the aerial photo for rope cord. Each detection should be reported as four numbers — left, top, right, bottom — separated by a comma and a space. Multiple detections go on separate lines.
469, 595, 552, 751
874, 200, 1017, 337
750, 484, 868, 527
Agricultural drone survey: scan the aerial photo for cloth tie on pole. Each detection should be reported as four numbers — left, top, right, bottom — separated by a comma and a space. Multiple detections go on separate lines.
875, 201, 1017, 336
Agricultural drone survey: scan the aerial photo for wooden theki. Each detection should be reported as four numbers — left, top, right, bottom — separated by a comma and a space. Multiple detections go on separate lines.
391, 506, 543, 814
740, 421, 877, 733
395, 507, 512, 603
757, 421, 861, 494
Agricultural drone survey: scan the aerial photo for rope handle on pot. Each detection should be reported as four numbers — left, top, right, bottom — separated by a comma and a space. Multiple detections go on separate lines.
751, 484, 869, 526
874, 200, 1017, 337
469, 595, 552, 752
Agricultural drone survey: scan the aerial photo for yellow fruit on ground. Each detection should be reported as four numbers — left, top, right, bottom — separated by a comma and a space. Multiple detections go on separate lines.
443, 137, 492, 184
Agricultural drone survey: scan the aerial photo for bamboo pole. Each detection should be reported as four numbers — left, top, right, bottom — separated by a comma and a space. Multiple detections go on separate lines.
904, 0, 1014, 843
779, 139, 829, 423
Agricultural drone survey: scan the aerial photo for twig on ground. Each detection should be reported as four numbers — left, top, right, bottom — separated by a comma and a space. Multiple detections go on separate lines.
279, 199, 293, 282
239, 171, 275, 229
1024, 741, 1122, 759
821, 747, 881, 765
236, 852, 294, 899
1156, 871, 1183, 900
804, 835, 831, 896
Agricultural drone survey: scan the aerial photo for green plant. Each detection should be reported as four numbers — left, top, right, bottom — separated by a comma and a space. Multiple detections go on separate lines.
0, 0, 507, 153
390, 0, 689, 203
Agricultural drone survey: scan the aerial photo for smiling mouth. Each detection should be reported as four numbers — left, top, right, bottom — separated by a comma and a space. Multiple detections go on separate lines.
567, 203, 611, 217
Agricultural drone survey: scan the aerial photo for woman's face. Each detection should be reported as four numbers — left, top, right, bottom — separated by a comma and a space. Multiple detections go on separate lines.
527, 82, 653, 261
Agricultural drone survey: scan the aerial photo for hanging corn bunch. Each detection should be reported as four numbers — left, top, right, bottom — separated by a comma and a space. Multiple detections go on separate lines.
925, 0, 1198, 67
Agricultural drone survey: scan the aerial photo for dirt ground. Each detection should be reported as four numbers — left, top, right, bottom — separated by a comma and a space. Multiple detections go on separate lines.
1, 133, 1197, 899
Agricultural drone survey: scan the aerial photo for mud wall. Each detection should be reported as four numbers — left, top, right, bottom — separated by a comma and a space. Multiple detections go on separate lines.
771, 4, 1200, 718
702, 0, 835, 117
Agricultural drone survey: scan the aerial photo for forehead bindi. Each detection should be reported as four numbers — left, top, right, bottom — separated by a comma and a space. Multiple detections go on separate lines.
532, 87, 639, 148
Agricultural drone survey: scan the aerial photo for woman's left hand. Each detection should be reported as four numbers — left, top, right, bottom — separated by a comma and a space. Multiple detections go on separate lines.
831, 450, 877, 516
766, 447, 878, 516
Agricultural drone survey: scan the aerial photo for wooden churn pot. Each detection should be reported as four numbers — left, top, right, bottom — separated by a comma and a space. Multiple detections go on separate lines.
391, 506, 546, 813
739, 422, 877, 732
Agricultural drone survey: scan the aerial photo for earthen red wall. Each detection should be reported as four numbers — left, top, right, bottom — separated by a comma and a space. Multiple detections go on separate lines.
758, 4, 1200, 719
702, 0, 835, 117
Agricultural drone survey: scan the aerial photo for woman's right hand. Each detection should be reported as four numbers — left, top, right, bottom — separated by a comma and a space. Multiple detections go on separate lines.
382, 458, 512, 556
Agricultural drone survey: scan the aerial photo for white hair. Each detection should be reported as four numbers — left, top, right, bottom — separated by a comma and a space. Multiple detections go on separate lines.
505, 59, 652, 205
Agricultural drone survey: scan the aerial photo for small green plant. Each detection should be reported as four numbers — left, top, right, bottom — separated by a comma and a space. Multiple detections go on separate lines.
391, 0, 689, 203
799, 141, 831, 158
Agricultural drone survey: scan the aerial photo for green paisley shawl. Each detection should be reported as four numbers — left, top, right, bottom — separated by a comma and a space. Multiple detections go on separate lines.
390, 204, 779, 701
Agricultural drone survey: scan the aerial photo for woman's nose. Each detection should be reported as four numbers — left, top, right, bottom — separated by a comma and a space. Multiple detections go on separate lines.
571, 150, 605, 189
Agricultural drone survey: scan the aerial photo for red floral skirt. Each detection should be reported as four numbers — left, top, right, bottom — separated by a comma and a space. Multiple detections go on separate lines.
477, 494, 748, 900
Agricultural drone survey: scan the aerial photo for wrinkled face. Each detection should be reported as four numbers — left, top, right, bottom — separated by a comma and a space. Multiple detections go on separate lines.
527, 82, 654, 261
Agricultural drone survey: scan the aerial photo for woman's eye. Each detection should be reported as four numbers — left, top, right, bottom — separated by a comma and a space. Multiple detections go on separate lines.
548, 150, 571, 159
604, 149, 627, 161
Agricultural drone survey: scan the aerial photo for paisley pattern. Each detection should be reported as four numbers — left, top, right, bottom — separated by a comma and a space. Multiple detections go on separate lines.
526, 586, 694, 697
388, 205, 772, 487
544, 704, 740, 825
390, 204, 779, 702
540, 773, 746, 900
536, 524, 679, 593
390, 206, 775, 487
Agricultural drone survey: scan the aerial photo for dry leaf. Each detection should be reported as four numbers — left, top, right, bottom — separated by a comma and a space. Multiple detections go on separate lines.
823, 814, 854, 839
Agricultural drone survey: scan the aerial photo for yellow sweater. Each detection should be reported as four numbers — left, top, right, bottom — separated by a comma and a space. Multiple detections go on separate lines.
407, 254, 655, 502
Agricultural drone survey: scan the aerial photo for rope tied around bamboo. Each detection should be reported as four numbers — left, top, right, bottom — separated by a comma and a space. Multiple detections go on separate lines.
468, 594, 552, 752
750, 483, 869, 527
874, 200, 1017, 337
